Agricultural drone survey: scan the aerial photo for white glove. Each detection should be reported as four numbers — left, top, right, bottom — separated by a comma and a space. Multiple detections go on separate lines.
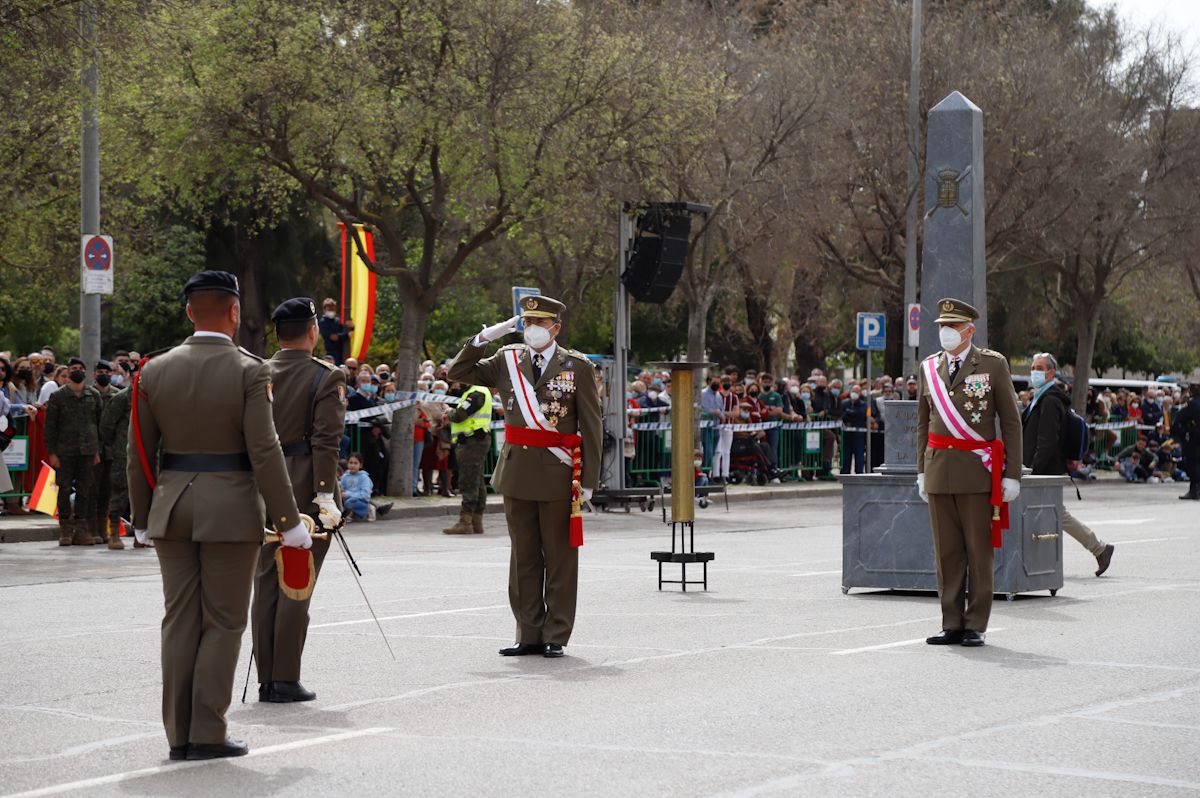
476, 315, 520, 344
580, 487, 593, 502
280, 520, 313, 549
916, 474, 928, 503
314, 493, 342, 529
134, 528, 152, 546
1002, 478, 1021, 503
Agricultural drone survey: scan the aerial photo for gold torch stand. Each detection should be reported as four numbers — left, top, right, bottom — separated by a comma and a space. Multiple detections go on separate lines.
648, 361, 716, 591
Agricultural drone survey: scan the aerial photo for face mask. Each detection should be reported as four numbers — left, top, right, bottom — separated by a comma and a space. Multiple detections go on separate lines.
789, 385, 801, 395
800, 392, 811, 401
709, 382, 719, 391
1029, 370, 1047, 389
43, 363, 55, 375
721, 383, 731, 391
693, 459, 703, 468
626, 391, 635, 400
95, 374, 111, 387
748, 390, 759, 397
378, 372, 390, 382
324, 311, 336, 319
830, 388, 840, 397
68, 371, 85, 384
939, 325, 963, 351
740, 411, 750, 419
850, 392, 861, 401
361, 384, 378, 395
1131, 402, 1139, 409
523, 324, 552, 349
16, 368, 32, 380
110, 374, 123, 387
434, 389, 446, 396
648, 391, 659, 400
384, 392, 397, 402
652, 379, 663, 389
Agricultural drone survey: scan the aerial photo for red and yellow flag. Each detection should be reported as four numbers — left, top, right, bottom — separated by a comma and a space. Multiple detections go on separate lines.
339, 222, 376, 362
29, 463, 58, 517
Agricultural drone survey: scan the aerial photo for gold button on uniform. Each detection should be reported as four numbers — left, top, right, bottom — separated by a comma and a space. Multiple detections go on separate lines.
523, 445, 528, 450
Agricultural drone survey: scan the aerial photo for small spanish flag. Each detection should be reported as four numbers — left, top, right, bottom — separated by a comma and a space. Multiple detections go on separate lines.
29, 463, 59, 518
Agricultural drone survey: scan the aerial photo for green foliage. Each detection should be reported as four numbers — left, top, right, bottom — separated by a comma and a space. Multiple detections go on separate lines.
108, 225, 206, 352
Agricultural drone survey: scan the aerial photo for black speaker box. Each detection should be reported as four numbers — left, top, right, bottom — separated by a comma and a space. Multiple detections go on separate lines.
622, 209, 691, 303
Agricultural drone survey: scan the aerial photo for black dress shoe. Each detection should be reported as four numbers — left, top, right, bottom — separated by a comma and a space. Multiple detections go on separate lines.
543, 643, 565, 658
961, 630, 986, 647
1095, 543, 1115, 577
1180, 492, 1200, 501
168, 745, 188, 761
257, 683, 270, 702
499, 643, 542, 656
186, 738, 249, 760
266, 681, 316, 702
925, 629, 964, 645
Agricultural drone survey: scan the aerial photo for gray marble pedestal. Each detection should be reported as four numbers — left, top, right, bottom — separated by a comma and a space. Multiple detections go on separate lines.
839, 472, 1066, 599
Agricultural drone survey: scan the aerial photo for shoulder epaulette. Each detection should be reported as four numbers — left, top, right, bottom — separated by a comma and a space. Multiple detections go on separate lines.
237, 346, 265, 362
310, 357, 340, 371
498, 343, 524, 352
566, 348, 591, 361
978, 348, 1005, 359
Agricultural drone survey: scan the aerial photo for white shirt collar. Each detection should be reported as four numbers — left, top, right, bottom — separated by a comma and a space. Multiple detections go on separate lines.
193, 331, 233, 342
530, 341, 557, 364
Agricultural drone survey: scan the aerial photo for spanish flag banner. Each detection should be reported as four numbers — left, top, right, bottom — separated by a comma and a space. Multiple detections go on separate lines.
29, 463, 58, 518
339, 222, 376, 363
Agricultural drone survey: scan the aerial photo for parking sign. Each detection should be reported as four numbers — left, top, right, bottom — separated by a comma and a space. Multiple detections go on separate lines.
856, 312, 886, 351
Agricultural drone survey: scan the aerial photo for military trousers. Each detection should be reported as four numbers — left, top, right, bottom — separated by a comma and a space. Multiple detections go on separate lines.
107, 458, 129, 521
928, 491, 995, 632
251, 536, 332, 683
503, 496, 577, 646
1062, 509, 1105, 557
154, 488, 260, 747
455, 434, 490, 514
55, 455, 95, 520
92, 457, 112, 524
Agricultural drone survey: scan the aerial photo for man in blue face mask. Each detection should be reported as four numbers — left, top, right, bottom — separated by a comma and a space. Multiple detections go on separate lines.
1022, 352, 1114, 576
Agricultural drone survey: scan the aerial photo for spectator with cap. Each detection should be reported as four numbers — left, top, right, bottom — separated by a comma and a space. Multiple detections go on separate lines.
317, 298, 354, 365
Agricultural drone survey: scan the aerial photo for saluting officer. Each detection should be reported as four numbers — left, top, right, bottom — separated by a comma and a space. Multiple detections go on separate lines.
448, 295, 602, 658
916, 298, 1022, 648
128, 271, 310, 761
251, 297, 345, 703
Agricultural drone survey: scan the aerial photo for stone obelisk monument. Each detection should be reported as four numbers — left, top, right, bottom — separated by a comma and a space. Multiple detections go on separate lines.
840, 91, 1064, 599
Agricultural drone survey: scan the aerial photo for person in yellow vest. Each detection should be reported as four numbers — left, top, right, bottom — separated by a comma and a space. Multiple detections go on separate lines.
443, 382, 494, 534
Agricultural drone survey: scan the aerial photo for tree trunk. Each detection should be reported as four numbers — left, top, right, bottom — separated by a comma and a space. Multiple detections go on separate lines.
1071, 303, 1100, 414
234, 247, 269, 355
745, 292, 773, 373
387, 283, 429, 496
789, 272, 824, 377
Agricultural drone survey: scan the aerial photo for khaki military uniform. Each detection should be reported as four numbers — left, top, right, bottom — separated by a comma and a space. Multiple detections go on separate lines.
916, 344, 1022, 632
252, 349, 345, 685
128, 334, 300, 748
448, 341, 601, 646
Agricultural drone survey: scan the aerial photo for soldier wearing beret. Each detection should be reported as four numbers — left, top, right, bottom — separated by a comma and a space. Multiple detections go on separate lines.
251, 297, 346, 703
448, 295, 602, 658
916, 298, 1022, 648
44, 357, 102, 546
128, 270, 308, 761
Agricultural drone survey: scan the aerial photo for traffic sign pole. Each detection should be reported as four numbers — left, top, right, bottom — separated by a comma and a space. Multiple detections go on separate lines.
80, 1, 101, 376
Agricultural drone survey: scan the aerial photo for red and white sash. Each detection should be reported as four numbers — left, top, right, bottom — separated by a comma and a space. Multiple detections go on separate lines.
922, 353, 994, 473
505, 347, 573, 468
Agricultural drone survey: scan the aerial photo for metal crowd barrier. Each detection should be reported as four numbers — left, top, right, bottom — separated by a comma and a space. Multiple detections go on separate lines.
1, 415, 39, 500
1088, 420, 1143, 468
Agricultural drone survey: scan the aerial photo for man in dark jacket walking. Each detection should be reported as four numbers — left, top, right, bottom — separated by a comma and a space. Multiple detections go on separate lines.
1175, 383, 1200, 500
1022, 353, 1114, 576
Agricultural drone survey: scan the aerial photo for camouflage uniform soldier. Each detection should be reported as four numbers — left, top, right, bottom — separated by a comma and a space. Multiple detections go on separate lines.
91, 360, 119, 547
100, 384, 134, 550
43, 357, 102, 546
442, 383, 493, 535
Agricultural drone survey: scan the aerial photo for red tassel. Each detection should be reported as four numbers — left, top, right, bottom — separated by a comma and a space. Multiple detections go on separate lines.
569, 514, 583, 548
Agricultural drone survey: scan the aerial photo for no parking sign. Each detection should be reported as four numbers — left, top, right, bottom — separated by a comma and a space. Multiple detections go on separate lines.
80, 234, 113, 295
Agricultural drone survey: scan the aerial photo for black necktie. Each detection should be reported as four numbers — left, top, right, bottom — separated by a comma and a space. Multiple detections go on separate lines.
532, 353, 543, 382
948, 357, 960, 383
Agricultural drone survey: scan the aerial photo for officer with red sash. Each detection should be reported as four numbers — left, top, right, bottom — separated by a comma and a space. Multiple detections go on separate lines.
448, 295, 602, 658
916, 298, 1022, 647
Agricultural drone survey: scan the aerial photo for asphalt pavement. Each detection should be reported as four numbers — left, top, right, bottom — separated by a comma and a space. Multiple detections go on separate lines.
0, 480, 1196, 796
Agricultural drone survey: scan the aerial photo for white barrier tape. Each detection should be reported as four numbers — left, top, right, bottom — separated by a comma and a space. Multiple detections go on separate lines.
344, 390, 465, 423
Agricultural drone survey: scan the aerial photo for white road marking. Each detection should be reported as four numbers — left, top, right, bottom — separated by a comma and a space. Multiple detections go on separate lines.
1107, 536, 1187, 544
309, 603, 510, 629
788, 570, 842, 577
0, 727, 393, 798
830, 629, 1005, 656
1082, 518, 1154, 526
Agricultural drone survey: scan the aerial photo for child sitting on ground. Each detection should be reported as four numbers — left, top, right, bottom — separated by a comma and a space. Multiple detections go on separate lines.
340, 453, 376, 521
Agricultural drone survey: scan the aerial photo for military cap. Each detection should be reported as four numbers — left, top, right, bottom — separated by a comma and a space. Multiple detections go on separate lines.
183, 270, 240, 298
934, 297, 979, 324
519, 294, 565, 319
271, 296, 318, 324
94, 359, 112, 371
68, 357, 86, 368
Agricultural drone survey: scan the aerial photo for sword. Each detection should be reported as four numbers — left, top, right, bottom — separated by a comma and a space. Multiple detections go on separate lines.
332, 525, 396, 661
241, 652, 255, 704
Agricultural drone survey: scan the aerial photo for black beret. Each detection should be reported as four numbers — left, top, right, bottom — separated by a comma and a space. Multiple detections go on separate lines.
68, 357, 86, 368
95, 359, 112, 370
271, 297, 319, 324
183, 270, 240, 297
